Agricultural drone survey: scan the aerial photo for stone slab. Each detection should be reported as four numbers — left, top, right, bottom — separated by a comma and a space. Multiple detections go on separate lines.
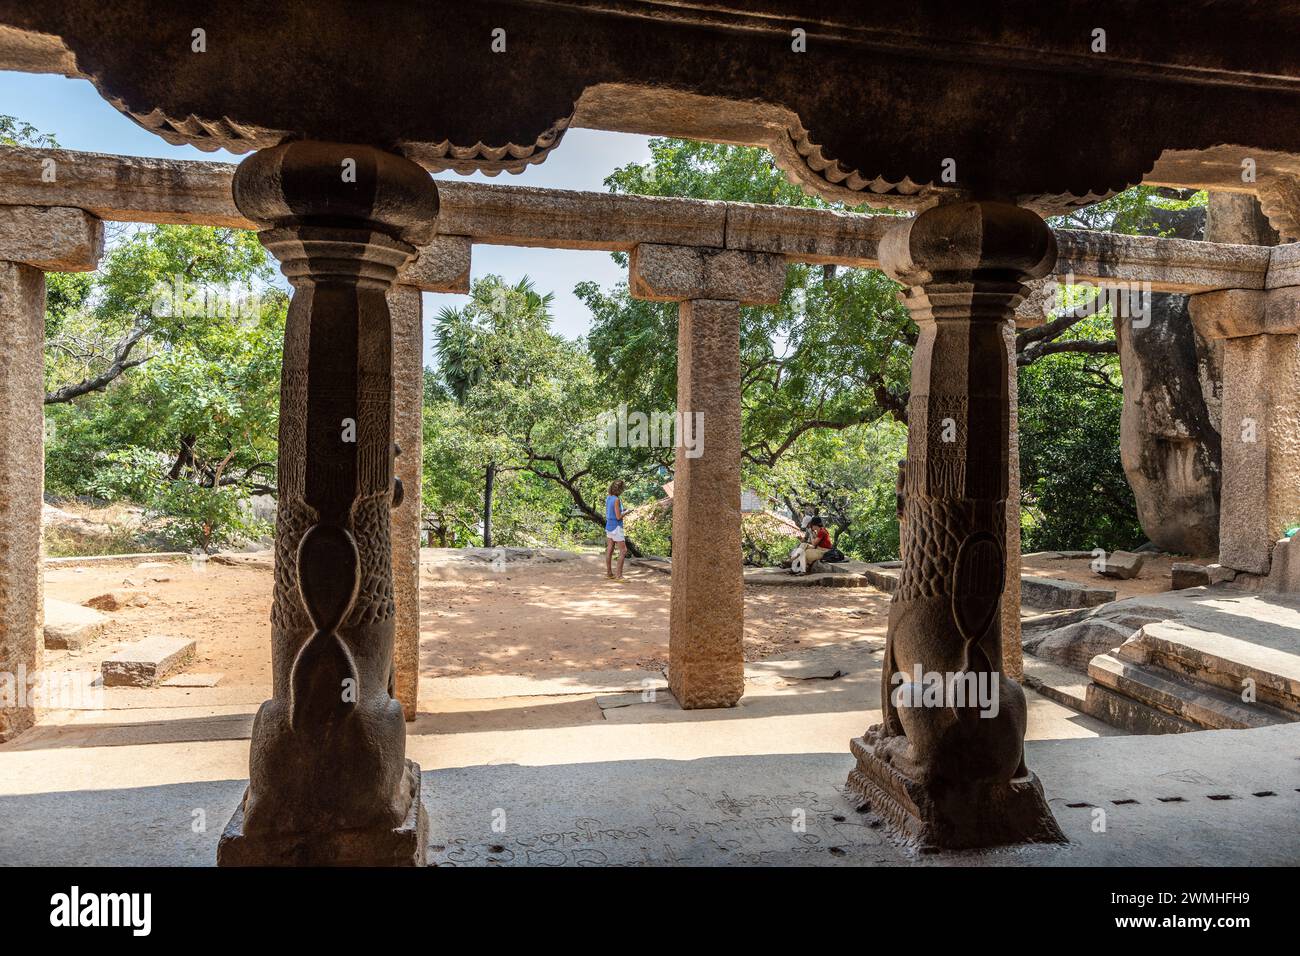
101, 635, 196, 687
43, 598, 108, 650
1020, 575, 1116, 610
1095, 550, 1145, 580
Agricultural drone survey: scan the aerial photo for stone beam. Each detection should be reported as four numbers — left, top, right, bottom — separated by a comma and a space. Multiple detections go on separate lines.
0, 147, 1281, 295
1054, 230, 1270, 293
0, 205, 102, 271
0, 146, 249, 229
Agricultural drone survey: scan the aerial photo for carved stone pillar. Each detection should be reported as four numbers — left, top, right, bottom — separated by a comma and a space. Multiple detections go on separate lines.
847, 201, 1065, 850
629, 244, 785, 709
217, 141, 437, 866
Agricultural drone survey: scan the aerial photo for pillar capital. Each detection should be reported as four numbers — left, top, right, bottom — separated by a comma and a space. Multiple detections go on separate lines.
879, 200, 1057, 293
0, 205, 103, 272
629, 243, 786, 305
1190, 286, 1300, 340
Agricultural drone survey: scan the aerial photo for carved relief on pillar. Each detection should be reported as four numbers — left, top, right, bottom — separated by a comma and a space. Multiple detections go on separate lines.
218, 141, 437, 866
850, 201, 1065, 850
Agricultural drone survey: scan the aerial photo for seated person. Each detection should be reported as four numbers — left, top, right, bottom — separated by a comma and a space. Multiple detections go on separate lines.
789, 516, 833, 573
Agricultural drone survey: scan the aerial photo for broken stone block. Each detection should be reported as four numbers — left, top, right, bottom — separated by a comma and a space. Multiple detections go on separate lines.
101, 635, 197, 687
1095, 550, 1145, 580
43, 598, 109, 650
1171, 562, 1211, 589
83, 589, 149, 611
1025, 617, 1135, 673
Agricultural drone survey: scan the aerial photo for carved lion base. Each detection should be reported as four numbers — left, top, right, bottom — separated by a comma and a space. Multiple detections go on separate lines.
846, 731, 1066, 852
218, 758, 428, 866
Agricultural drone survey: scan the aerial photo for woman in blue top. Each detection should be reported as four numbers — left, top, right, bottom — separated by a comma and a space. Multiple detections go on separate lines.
605, 479, 627, 582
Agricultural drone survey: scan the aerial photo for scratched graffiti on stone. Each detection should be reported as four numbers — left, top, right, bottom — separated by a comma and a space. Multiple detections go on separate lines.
428, 787, 893, 866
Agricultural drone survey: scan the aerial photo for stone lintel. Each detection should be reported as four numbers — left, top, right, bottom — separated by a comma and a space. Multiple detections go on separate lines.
1189, 287, 1300, 339
436, 180, 727, 251
722, 202, 889, 268
1055, 229, 1269, 293
0, 145, 250, 229
400, 235, 471, 293
0, 205, 103, 271
629, 243, 786, 305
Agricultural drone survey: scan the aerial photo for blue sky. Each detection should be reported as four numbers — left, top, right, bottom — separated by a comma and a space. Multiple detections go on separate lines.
0, 70, 653, 361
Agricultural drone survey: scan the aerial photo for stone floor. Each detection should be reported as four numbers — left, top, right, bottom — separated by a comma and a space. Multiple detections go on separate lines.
2, 634, 1297, 866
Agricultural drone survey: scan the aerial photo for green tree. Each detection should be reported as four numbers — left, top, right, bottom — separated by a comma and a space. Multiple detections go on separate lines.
44, 224, 284, 550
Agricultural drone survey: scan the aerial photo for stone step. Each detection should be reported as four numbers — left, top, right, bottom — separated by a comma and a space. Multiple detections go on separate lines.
1083, 681, 1200, 735
101, 635, 197, 687
1120, 621, 1300, 716
1088, 652, 1293, 731
1021, 655, 1089, 711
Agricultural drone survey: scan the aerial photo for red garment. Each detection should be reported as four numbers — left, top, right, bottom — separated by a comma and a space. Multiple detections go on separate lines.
811, 526, 832, 549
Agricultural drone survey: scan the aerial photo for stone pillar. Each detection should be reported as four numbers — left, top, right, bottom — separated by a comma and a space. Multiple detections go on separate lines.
0, 207, 103, 743
217, 141, 437, 866
1001, 322, 1023, 681
388, 285, 423, 722
390, 235, 471, 721
670, 297, 744, 708
0, 262, 45, 742
846, 201, 1064, 850
629, 244, 785, 709
1189, 287, 1300, 578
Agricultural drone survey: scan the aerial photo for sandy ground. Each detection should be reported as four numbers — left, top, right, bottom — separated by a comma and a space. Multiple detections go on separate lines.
39, 546, 1215, 694
1021, 550, 1219, 600
41, 550, 895, 693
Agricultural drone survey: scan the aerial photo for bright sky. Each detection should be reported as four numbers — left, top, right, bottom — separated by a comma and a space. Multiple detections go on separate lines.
0, 70, 654, 363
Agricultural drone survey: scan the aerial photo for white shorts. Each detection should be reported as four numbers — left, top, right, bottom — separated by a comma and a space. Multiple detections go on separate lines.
606, 527, 626, 542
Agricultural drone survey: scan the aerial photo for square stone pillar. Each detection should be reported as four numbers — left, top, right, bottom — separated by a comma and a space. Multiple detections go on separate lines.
670, 298, 745, 708
388, 285, 424, 722
629, 244, 786, 710
1190, 287, 1300, 576
0, 262, 45, 741
0, 206, 101, 743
